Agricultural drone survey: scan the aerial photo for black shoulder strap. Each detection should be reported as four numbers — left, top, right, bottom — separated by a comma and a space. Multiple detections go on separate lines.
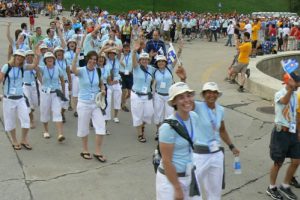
96, 67, 102, 88
154, 66, 174, 82
163, 119, 194, 149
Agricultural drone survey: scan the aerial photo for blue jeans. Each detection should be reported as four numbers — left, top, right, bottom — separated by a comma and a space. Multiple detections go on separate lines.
225, 34, 233, 46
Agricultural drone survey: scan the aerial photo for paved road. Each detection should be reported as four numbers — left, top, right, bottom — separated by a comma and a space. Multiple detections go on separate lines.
0, 13, 299, 200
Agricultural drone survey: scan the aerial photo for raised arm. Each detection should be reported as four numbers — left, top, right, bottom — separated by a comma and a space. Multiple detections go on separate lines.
71, 47, 81, 76
132, 41, 140, 68
56, 22, 66, 49
6, 22, 13, 46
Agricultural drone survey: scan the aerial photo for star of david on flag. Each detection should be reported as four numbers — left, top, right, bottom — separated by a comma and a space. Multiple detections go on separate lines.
167, 43, 177, 64
281, 59, 299, 74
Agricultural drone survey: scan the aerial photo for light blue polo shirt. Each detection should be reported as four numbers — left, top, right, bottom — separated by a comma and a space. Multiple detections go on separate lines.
23, 68, 36, 84
12, 42, 30, 53
64, 29, 75, 42
120, 53, 134, 73
83, 33, 95, 56
193, 101, 224, 146
158, 111, 199, 173
39, 55, 45, 68
77, 67, 100, 101
99, 66, 109, 84
40, 65, 64, 91
154, 65, 173, 94
43, 37, 61, 48
65, 50, 79, 67
132, 65, 155, 93
105, 58, 121, 81
1, 64, 24, 96
274, 87, 297, 127
56, 59, 68, 81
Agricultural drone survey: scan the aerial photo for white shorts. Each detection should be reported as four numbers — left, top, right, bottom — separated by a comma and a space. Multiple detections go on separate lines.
71, 74, 79, 97
3, 97, 30, 131
107, 83, 122, 110
153, 92, 174, 125
40, 91, 62, 122
130, 91, 153, 127
61, 82, 69, 110
23, 84, 39, 110
103, 85, 112, 121
193, 151, 224, 200
77, 100, 106, 137
156, 170, 197, 200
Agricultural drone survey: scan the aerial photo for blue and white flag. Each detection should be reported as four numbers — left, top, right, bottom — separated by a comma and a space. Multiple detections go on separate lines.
167, 43, 177, 64
158, 47, 164, 55
281, 59, 299, 74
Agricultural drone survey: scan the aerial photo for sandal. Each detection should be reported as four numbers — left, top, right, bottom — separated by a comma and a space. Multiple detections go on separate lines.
12, 144, 21, 150
20, 143, 32, 150
57, 134, 65, 142
43, 132, 50, 139
138, 135, 146, 143
80, 152, 92, 160
93, 154, 107, 163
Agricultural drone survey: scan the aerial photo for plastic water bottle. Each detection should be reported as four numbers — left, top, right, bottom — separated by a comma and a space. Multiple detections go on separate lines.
153, 149, 161, 173
234, 156, 242, 174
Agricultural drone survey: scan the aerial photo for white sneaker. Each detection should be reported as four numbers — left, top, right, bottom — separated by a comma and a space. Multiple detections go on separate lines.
113, 118, 120, 123
106, 130, 111, 135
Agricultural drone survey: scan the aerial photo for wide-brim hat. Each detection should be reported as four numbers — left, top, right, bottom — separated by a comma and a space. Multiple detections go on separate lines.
40, 43, 48, 49
54, 46, 64, 54
67, 38, 77, 44
13, 49, 26, 58
155, 55, 167, 63
25, 50, 34, 56
44, 52, 56, 60
95, 92, 106, 110
201, 82, 222, 97
139, 52, 150, 60
167, 82, 195, 106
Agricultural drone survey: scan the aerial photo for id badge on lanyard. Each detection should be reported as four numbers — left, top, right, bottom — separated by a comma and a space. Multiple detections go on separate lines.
289, 95, 297, 133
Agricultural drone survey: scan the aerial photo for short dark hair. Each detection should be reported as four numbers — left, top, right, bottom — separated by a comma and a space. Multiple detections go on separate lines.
244, 32, 250, 39
21, 23, 27, 29
86, 51, 98, 62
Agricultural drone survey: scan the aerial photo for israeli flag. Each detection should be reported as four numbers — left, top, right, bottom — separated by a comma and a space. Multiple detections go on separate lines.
167, 43, 177, 64
158, 47, 164, 55
281, 59, 299, 74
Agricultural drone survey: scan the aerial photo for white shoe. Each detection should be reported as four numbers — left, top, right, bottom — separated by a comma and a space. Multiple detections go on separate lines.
106, 130, 111, 135
113, 118, 120, 123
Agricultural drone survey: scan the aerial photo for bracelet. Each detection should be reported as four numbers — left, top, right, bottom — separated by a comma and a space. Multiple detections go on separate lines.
228, 144, 235, 151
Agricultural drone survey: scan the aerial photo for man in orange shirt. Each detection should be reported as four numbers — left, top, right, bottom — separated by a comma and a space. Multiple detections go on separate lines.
251, 19, 260, 57
228, 32, 252, 92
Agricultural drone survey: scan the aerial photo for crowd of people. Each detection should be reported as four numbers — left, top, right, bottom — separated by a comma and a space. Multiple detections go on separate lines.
2, 5, 300, 200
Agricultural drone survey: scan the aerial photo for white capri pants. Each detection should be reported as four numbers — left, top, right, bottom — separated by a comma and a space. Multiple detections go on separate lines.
40, 91, 62, 122
3, 97, 30, 132
156, 170, 195, 200
61, 82, 69, 110
153, 92, 174, 125
130, 91, 153, 127
23, 84, 38, 109
71, 74, 79, 97
105, 83, 122, 119
77, 100, 106, 137
193, 151, 224, 200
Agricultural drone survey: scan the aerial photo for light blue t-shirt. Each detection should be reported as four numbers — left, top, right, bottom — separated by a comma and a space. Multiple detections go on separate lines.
158, 112, 199, 173
274, 87, 297, 127
132, 65, 155, 93
105, 58, 121, 81
56, 59, 68, 81
154, 65, 173, 94
99, 66, 109, 84
40, 65, 64, 91
83, 33, 101, 55
65, 50, 80, 67
43, 37, 61, 48
12, 42, 30, 53
23, 68, 36, 84
63, 29, 75, 42
39, 55, 45, 68
120, 53, 134, 73
1, 64, 24, 96
193, 101, 224, 146
78, 67, 100, 101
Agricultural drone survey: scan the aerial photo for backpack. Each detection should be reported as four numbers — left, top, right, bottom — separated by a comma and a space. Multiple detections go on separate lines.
3, 64, 24, 94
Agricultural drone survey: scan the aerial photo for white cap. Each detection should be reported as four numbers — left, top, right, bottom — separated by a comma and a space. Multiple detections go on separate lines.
43, 52, 56, 60
167, 82, 194, 106
139, 52, 150, 60
13, 49, 26, 57
95, 92, 106, 110
67, 38, 77, 44
40, 43, 48, 49
25, 50, 34, 56
155, 55, 167, 62
54, 46, 64, 54
201, 82, 222, 96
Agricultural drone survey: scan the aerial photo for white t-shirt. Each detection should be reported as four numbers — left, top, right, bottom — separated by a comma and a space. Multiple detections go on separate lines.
163, 20, 171, 31
245, 23, 252, 36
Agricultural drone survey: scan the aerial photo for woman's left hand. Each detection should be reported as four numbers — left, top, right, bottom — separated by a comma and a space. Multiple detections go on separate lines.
232, 147, 240, 156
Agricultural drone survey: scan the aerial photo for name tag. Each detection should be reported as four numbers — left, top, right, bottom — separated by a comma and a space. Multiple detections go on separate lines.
9, 88, 16, 95
185, 162, 192, 177
124, 70, 129, 75
91, 93, 95, 100
160, 82, 166, 89
142, 86, 148, 94
208, 139, 220, 153
289, 122, 297, 133
46, 87, 51, 94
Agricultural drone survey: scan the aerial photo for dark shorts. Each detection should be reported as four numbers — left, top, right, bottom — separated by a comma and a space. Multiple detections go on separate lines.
252, 40, 257, 48
186, 28, 191, 36
191, 26, 196, 33
269, 128, 300, 163
120, 72, 133, 90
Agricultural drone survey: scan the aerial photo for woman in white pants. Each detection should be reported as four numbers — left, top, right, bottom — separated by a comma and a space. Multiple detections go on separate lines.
0, 49, 39, 150
72, 48, 107, 161
192, 82, 240, 200
38, 51, 66, 142
54, 46, 71, 123
104, 48, 122, 123
156, 82, 198, 200
131, 45, 155, 143
23, 50, 39, 129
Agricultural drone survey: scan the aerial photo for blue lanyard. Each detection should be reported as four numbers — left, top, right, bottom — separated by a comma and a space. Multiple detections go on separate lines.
86, 67, 95, 88
290, 94, 296, 119
153, 41, 158, 51
57, 60, 64, 70
176, 113, 194, 140
13, 67, 20, 84
70, 51, 74, 60
48, 39, 53, 47
47, 67, 55, 81
205, 103, 217, 132
19, 43, 24, 50
101, 67, 105, 77
124, 54, 130, 68
158, 69, 165, 81
143, 67, 149, 83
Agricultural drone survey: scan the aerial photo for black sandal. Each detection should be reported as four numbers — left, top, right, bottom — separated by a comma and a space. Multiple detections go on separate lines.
93, 154, 107, 163
80, 152, 92, 160
12, 144, 21, 150
138, 135, 146, 143
20, 143, 32, 150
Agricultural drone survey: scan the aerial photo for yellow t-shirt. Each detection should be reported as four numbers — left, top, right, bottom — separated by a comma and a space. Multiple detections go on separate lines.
239, 22, 246, 31
251, 24, 259, 41
238, 42, 252, 64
